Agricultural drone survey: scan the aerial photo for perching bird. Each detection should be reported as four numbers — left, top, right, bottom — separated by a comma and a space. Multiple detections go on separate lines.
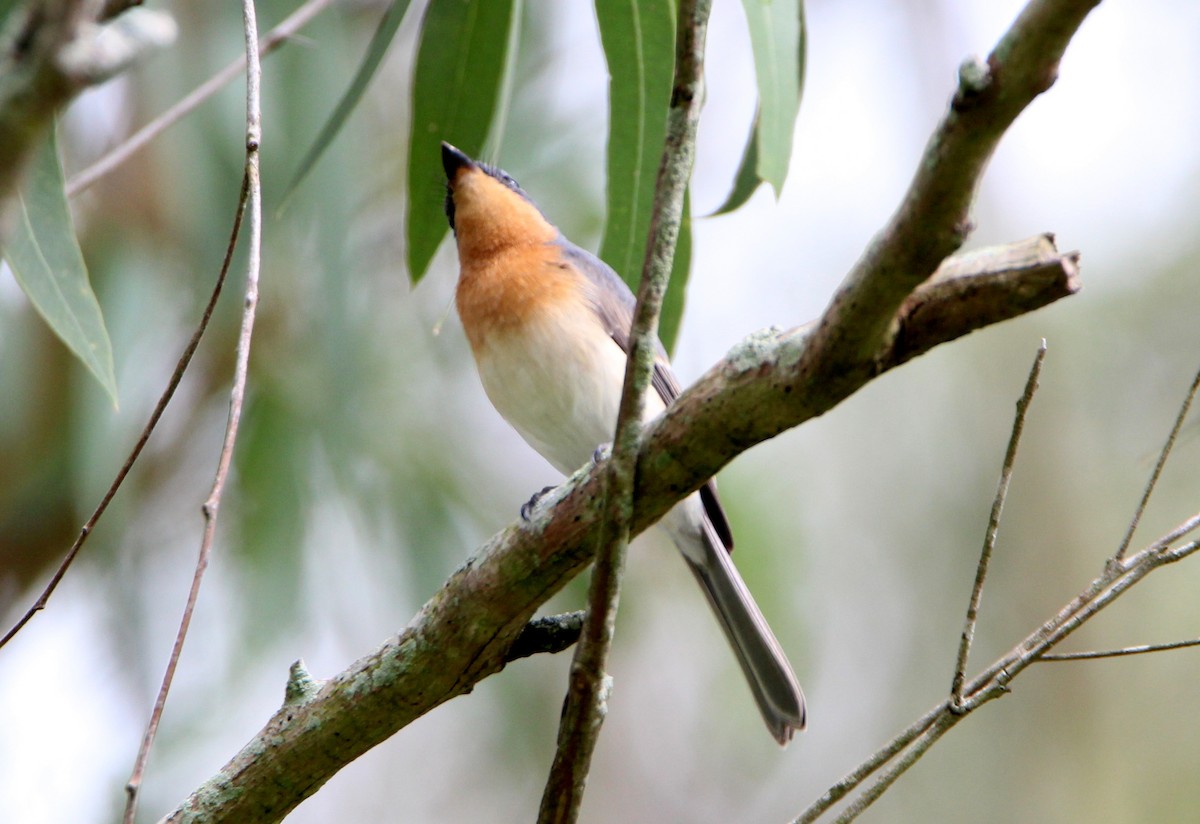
441, 142, 805, 744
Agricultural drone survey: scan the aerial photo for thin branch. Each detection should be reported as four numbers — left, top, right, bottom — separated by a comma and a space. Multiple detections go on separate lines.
123, 1, 263, 821
1040, 637, 1200, 661
799, 355, 1200, 819
799, 521, 1200, 823
951, 341, 1046, 705
803, 343, 1047, 823
0, 0, 333, 649
1112, 361, 1200, 562
801, 353, 1200, 820
797, 332, 1198, 822
66, 0, 335, 197
796, 704, 945, 824
829, 712, 957, 824
537, 1, 712, 820
0, 165, 247, 654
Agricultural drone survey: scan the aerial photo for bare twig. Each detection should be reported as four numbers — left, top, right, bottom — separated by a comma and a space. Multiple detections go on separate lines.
800, 346, 1047, 823
951, 341, 1046, 705
829, 712, 957, 824
0, 176, 244, 651
796, 704, 944, 823
0, 0, 334, 654
1112, 362, 1200, 562
1040, 637, 1200, 661
798, 521, 1200, 824
66, 0, 334, 197
537, 1, 712, 821
123, 1, 263, 821
798, 346, 1200, 823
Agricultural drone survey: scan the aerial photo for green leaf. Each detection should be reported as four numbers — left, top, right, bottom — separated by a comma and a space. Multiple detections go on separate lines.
595, 0, 675, 291
3, 126, 118, 406
744, 0, 805, 193
714, 0, 806, 213
406, 0, 517, 284
280, 0, 415, 206
0, 0, 19, 32
710, 106, 762, 216
658, 188, 691, 357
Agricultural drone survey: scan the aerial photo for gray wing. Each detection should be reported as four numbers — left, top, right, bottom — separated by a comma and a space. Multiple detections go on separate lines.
556, 238, 735, 551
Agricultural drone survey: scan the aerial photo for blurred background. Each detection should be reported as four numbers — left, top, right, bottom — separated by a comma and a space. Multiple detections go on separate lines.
3, 0, 1200, 821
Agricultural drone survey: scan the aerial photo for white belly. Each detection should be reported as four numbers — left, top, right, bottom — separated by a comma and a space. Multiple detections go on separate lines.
474, 304, 664, 476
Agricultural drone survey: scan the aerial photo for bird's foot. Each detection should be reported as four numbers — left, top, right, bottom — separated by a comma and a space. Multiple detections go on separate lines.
520, 485, 557, 521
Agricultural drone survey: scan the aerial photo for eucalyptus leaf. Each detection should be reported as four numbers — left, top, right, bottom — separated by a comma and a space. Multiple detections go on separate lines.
710, 106, 762, 216
281, 0, 414, 206
743, 0, 805, 193
3, 127, 118, 406
714, 0, 806, 213
595, 0, 675, 289
406, 0, 517, 284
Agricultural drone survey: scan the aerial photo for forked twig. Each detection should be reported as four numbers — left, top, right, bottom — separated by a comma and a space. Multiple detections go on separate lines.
798, 344, 1047, 823
1040, 637, 1200, 661
951, 341, 1046, 705
122, 1, 264, 820
798, 353, 1200, 822
1112, 362, 1200, 562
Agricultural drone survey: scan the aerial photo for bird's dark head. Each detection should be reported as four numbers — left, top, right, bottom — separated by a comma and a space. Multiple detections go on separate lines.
440, 141, 556, 252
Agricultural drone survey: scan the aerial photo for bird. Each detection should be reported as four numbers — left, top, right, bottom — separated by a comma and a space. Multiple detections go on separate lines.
440, 141, 805, 745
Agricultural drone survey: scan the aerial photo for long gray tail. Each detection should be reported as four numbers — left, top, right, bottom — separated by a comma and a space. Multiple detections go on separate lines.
682, 522, 806, 745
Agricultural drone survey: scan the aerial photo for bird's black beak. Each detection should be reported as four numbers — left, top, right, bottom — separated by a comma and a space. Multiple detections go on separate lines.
441, 142, 475, 180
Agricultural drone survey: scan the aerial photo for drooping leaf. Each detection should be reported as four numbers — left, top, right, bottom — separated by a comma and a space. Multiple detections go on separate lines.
3, 126, 118, 406
710, 106, 761, 216
281, 0, 415, 206
406, 0, 517, 284
713, 0, 806, 213
658, 188, 691, 357
744, 0, 805, 193
594, 0, 675, 290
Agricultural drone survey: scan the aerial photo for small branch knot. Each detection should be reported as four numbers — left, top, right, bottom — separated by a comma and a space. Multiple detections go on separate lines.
285, 659, 321, 705
953, 56, 992, 108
